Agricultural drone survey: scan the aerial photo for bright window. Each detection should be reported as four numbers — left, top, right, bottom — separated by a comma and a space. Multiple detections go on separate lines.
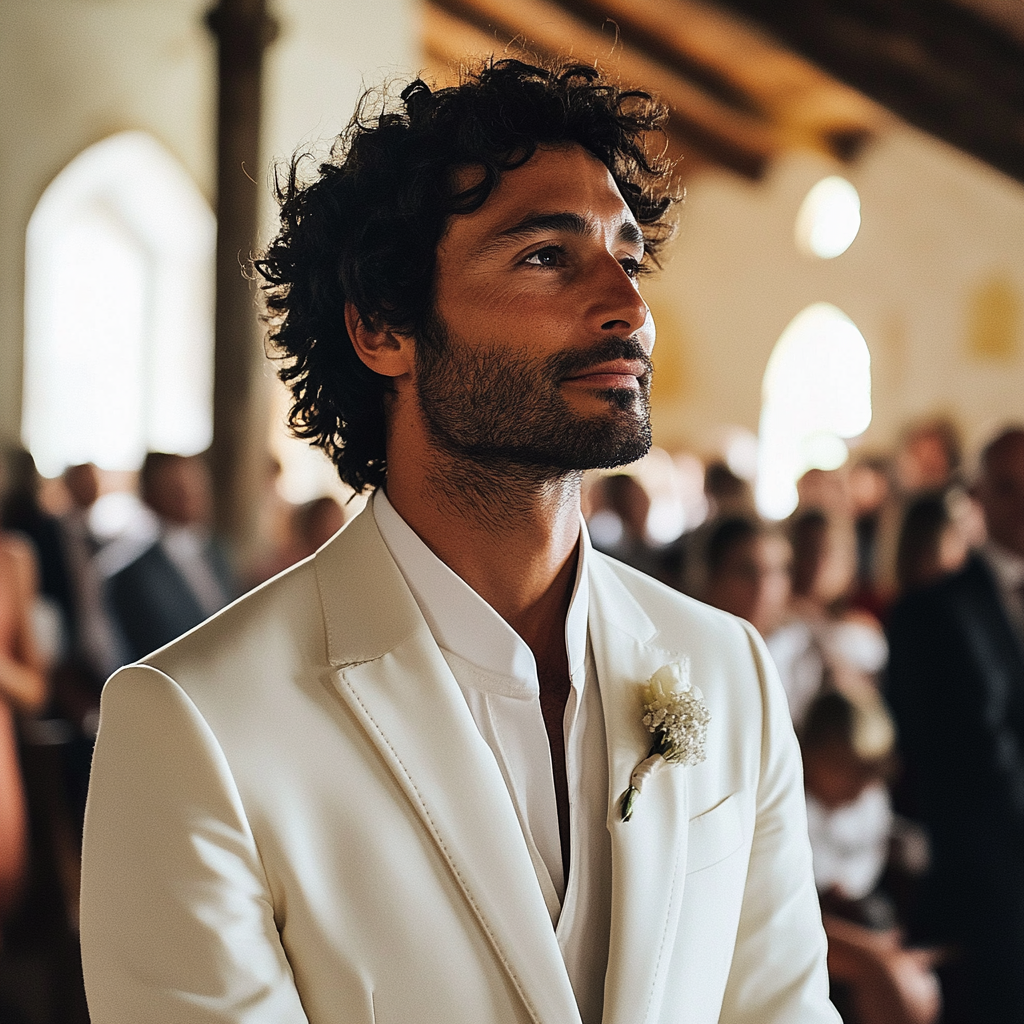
756, 302, 872, 519
795, 176, 861, 259
23, 131, 215, 477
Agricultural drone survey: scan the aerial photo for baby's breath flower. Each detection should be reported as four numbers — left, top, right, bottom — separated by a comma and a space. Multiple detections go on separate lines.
621, 659, 710, 821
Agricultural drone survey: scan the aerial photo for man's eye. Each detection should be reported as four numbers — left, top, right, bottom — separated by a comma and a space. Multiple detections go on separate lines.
524, 247, 564, 267
621, 256, 650, 279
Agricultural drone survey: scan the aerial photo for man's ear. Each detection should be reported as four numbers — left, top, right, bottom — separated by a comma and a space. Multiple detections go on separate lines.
345, 301, 415, 378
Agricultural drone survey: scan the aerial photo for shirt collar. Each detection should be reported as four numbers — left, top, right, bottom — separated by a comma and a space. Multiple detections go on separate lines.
371, 488, 590, 698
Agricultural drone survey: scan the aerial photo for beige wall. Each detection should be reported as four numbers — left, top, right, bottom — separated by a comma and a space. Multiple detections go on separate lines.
0, 0, 215, 444
0, 0, 414, 459
3, 4, 1020, 475
645, 122, 1024, 461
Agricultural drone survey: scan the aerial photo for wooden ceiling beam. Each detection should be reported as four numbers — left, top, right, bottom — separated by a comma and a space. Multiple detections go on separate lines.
549, 0, 881, 160
711, 0, 1024, 183
426, 0, 778, 178
421, 4, 714, 179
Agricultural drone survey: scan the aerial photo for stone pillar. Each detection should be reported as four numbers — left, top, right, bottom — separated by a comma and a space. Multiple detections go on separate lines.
205, 0, 278, 558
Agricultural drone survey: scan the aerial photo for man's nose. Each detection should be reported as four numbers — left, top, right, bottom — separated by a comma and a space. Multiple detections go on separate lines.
594, 257, 650, 339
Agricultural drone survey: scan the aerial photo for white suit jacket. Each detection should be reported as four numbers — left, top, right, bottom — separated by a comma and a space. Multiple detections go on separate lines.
80, 507, 837, 1024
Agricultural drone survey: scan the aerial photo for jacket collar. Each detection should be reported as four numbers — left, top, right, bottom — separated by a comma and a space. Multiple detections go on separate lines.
315, 508, 583, 1024
314, 509, 693, 1024
589, 555, 692, 1024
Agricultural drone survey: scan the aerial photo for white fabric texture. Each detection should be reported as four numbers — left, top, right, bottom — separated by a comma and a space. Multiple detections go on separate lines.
373, 490, 611, 1023
79, 506, 839, 1024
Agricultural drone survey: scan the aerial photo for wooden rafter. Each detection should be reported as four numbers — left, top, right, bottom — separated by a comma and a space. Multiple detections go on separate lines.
422, 0, 883, 180
712, 0, 1024, 183
422, 0, 1024, 184
549, 0, 882, 160
421, 3, 715, 178
425, 0, 779, 178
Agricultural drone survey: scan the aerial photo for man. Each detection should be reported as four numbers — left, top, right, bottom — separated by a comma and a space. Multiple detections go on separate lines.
80, 60, 837, 1024
702, 516, 792, 642
887, 427, 1024, 1024
101, 452, 236, 663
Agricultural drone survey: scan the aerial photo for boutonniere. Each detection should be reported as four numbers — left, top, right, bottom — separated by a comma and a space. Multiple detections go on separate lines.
621, 659, 710, 822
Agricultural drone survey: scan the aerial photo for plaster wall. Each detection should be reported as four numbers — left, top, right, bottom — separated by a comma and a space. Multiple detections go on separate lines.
3, 3, 1021, 475
645, 122, 1024, 461
0, 0, 415, 457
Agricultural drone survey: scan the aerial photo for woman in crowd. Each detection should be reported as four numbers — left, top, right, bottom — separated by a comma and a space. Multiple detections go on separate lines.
0, 529, 48, 925
769, 509, 888, 726
893, 487, 976, 598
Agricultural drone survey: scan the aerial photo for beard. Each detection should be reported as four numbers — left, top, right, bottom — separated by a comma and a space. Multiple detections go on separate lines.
413, 311, 653, 474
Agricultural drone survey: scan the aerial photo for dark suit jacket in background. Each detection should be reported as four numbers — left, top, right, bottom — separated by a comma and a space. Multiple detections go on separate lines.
105, 538, 235, 664
886, 554, 1024, 1022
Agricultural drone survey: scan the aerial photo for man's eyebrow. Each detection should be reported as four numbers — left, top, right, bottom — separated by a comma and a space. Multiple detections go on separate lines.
476, 211, 646, 254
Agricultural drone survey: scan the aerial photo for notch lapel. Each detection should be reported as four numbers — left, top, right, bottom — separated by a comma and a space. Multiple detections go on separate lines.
589, 558, 690, 1024
315, 510, 582, 1024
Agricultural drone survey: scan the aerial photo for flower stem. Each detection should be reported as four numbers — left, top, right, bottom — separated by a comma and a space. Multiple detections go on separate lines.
621, 785, 639, 822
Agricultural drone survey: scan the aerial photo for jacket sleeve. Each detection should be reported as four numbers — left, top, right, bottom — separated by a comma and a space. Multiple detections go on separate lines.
80, 664, 310, 1024
718, 622, 840, 1024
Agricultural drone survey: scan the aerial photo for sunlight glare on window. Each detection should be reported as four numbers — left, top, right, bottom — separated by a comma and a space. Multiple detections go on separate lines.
756, 303, 872, 519
23, 132, 215, 477
795, 176, 861, 259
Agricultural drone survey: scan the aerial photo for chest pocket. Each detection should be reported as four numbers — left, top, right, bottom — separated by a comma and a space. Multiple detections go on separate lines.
685, 792, 745, 875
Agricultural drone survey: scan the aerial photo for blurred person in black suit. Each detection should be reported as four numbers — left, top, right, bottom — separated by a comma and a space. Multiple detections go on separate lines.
102, 453, 236, 663
886, 427, 1024, 1023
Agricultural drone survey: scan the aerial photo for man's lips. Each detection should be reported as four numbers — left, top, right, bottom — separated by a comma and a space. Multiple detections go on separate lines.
562, 359, 648, 390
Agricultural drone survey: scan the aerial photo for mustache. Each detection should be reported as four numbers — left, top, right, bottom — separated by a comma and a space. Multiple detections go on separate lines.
547, 337, 653, 380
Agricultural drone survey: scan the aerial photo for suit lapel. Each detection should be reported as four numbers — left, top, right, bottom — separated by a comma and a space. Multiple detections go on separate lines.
315, 509, 582, 1024
589, 557, 691, 1024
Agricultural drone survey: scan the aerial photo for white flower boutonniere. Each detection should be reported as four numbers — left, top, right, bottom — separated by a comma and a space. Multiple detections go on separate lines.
621, 659, 710, 822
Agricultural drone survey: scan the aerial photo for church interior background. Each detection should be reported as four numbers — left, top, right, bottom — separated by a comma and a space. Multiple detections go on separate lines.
0, 1, 1023, 1016
3, 0, 1023, 542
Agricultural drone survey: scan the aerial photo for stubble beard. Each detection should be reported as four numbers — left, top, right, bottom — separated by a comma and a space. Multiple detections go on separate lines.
414, 312, 654, 481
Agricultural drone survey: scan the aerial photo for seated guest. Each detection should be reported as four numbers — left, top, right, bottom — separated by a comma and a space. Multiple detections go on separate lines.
292, 496, 346, 560
0, 526, 48, 926
0, 448, 74, 655
801, 690, 896, 919
800, 690, 940, 1024
887, 427, 1024, 1023
588, 472, 663, 578
101, 453, 236, 663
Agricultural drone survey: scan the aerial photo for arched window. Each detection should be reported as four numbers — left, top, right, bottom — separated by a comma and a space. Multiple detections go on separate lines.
756, 302, 872, 519
23, 131, 215, 477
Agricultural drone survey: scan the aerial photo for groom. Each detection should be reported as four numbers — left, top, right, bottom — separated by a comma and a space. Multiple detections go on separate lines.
80, 59, 837, 1024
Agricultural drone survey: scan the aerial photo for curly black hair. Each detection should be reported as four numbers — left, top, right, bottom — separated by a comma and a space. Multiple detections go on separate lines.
255, 58, 679, 493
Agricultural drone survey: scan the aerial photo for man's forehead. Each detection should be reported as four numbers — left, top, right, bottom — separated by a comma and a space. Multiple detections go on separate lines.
445, 144, 641, 242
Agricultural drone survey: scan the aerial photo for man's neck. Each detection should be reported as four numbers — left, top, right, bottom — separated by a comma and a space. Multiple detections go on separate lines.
384, 453, 582, 667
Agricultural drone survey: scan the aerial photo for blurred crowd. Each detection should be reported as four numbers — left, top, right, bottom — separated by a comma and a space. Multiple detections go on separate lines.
0, 415, 1021, 1024
0, 448, 347, 1023
588, 416, 1024, 1024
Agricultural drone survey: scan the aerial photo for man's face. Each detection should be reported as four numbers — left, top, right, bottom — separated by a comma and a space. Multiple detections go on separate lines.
977, 432, 1024, 558
708, 535, 792, 637
414, 145, 656, 473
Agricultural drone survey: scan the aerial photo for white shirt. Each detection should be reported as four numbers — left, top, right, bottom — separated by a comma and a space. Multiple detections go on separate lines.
373, 489, 611, 1024
160, 525, 229, 618
805, 782, 893, 900
767, 616, 888, 728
